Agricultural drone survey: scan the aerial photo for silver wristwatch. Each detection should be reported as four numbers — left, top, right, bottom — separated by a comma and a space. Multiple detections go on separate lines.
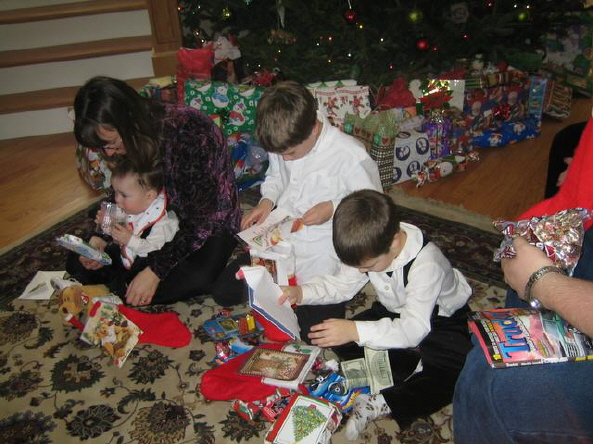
524, 265, 566, 309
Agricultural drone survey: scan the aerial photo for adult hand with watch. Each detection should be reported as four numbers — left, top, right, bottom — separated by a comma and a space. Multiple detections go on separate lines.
501, 235, 593, 338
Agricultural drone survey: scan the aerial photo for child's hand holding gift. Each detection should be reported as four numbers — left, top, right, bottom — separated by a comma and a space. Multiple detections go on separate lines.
79, 236, 108, 270
111, 224, 132, 246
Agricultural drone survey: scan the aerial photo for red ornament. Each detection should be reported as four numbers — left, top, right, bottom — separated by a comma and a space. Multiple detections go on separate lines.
343, 8, 356, 23
416, 38, 429, 51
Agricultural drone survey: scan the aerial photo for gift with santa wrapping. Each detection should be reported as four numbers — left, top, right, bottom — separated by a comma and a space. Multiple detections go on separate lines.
306, 80, 371, 130
462, 71, 531, 133
184, 79, 264, 136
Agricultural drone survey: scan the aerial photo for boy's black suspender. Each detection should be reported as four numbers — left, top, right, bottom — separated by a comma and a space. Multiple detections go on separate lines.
401, 235, 430, 287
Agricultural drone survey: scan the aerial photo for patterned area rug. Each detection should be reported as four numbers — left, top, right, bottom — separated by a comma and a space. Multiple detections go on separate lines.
0, 191, 508, 444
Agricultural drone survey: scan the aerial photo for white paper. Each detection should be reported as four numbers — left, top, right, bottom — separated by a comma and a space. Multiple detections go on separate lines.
19, 270, 66, 300
238, 208, 302, 254
241, 265, 300, 340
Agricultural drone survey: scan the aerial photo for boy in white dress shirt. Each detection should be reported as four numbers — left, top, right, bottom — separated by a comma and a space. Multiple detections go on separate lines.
280, 189, 473, 438
213, 81, 382, 338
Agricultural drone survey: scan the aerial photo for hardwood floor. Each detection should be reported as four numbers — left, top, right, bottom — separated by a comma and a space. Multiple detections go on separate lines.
0, 133, 103, 254
0, 97, 590, 254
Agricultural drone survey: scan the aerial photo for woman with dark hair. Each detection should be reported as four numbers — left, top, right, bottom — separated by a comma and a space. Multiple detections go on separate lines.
68, 76, 241, 306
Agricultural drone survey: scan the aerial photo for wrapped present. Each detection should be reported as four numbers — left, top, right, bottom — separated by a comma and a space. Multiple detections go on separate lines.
525, 76, 548, 122
307, 80, 371, 130
393, 128, 431, 184
344, 109, 401, 189
414, 152, 479, 187
472, 117, 540, 147
462, 70, 531, 132
542, 16, 593, 95
423, 109, 452, 159
75, 143, 111, 191
138, 76, 178, 104
176, 47, 214, 103
184, 80, 265, 136
543, 80, 573, 119
227, 133, 269, 191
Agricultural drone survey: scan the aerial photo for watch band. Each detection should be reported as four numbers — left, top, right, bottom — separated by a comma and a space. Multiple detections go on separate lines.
524, 265, 566, 309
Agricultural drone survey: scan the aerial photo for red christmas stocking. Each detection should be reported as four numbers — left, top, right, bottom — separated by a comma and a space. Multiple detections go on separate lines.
118, 305, 191, 348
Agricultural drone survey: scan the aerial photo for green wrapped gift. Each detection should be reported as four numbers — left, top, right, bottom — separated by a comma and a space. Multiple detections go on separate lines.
184, 79, 264, 136
344, 110, 401, 189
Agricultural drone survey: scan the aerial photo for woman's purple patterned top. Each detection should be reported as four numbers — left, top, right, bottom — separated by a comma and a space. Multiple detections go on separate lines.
148, 104, 241, 279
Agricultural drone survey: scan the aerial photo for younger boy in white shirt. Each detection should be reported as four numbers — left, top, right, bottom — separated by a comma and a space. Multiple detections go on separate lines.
281, 189, 473, 438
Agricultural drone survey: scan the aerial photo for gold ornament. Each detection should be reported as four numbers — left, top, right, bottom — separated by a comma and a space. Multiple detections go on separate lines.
222, 6, 232, 19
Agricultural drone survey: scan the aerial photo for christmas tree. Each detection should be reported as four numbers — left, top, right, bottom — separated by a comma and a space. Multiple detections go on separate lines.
178, 0, 589, 86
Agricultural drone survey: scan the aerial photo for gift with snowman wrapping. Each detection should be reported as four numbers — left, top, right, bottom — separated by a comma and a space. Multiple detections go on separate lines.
184, 79, 265, 136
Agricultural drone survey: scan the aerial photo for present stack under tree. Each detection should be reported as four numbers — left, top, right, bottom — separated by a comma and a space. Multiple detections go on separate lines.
76, 35, 586, 193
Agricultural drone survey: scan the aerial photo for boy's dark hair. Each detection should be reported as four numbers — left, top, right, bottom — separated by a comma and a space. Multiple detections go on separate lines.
110, 158, 164, 193
255, 81, 317, 153
333, 189, 401, 267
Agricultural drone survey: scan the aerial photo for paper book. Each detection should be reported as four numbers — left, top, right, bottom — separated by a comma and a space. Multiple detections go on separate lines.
469, 308, 593, 368
264, 393, 341, 444
239, 348, 310, 380
241, 265, 301, 340
239, 343, 320, 391
80, 302, 142, 368
238, 208, 304, 253
56, 234, 112, 265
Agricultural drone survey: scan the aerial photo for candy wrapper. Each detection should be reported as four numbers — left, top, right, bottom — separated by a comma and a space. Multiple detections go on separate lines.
493, 208, 593, 276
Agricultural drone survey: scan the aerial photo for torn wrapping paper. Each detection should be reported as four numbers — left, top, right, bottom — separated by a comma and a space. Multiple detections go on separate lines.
250, 241, 296, 286
493, 208, 593, 276
238, 208, 303, 253
240, 266, 300, 341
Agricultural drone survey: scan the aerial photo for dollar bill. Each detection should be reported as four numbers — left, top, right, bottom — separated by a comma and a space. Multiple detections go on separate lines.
341, 357, 369, 390
364, 348, 394, 394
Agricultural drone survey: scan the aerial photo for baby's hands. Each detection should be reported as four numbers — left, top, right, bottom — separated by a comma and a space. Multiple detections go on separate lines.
308, 319, 358, 347
111, 224, 132, 246
80, 236, 107, 270
302, 201, 333, 226
278, 286, 303, 306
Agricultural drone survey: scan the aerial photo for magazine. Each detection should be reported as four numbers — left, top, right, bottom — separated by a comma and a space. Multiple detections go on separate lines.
239, 343, 320, 390
264, 393, 341, 444
468, 308, 593, 368
56, 234, 112, 265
